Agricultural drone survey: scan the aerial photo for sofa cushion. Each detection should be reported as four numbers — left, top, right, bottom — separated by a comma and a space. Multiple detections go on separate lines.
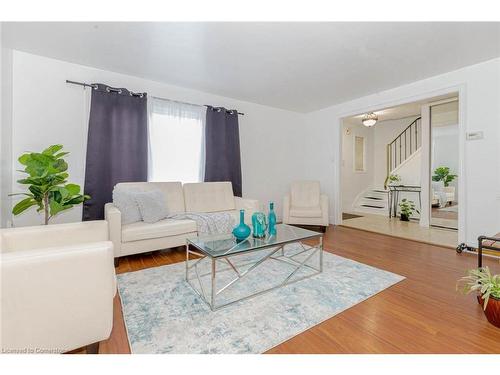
291, 181, 320, 208
134, 190, 169, 223
115, 182, 186, 214
122, 219, 197, 243
183, 182, 235, 213
112, 187, 142, 225
289, 206, 322, 218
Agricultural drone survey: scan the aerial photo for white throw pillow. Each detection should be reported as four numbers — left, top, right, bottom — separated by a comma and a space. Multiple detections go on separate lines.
112, 187, 142, 225
134, 190, 169, 223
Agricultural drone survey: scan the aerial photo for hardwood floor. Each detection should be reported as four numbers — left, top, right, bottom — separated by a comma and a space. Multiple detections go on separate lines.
98, 226, 500, 354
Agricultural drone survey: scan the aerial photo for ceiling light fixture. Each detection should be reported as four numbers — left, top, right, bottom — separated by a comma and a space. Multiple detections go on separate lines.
362, 112, 378, 127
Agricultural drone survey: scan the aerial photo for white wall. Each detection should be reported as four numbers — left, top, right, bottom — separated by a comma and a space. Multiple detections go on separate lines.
305, 57, 500, 246
341, 123, 374, 212
1, 30, 14, 228
6, 51, 307, 227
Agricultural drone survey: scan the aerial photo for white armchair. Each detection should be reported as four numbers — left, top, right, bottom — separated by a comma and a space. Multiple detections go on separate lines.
282, 181, 329, 232
0, 221, 115, 354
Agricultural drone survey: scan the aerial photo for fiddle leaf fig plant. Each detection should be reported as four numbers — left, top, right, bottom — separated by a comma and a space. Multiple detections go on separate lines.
432, 166, 457, 187
11, 144, 90, 224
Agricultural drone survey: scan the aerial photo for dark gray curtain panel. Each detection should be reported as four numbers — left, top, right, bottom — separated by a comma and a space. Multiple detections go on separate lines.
83, 84, 148, 220
204, 106, 242, 197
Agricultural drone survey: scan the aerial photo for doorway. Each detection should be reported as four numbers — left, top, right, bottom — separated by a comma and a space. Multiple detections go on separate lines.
339, 92, 462, 248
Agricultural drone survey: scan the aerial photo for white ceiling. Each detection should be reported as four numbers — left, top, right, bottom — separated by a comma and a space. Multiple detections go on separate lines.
343, 102, 423, 127
2, 22, 500, 112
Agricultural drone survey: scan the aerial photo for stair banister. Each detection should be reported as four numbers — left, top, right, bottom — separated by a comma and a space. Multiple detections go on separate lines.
385, 116, 422, 187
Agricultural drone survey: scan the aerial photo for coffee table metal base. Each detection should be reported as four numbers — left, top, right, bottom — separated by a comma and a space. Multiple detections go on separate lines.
185, 238, 323, 311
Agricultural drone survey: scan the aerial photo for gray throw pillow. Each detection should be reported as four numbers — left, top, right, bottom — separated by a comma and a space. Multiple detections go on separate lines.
112, 187, 142, 225
134, 190, 169, 224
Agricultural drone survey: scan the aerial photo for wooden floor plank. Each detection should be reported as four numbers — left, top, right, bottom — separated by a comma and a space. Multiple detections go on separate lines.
96, 225, 500, 354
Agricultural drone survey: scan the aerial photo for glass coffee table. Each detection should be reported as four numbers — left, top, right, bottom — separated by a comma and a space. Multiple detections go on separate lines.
185, 224, 323, 311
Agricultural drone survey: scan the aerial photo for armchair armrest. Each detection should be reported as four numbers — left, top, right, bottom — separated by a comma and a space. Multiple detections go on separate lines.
105, 203, 122, 258
282, 195, 291, 224
234, 197, 261, 224
0, 221, 108, 253
1, 241, 115, 353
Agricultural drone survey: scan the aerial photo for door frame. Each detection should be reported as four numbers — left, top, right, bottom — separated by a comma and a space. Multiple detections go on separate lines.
335, 84, 466, 245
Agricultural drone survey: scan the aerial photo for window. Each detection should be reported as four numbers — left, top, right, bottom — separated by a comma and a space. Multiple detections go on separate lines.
148, 98, 205, 183
354, 136, 366, 172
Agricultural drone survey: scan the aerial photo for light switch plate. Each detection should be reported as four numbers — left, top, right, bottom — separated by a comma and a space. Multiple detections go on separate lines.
466, 131, 484, 140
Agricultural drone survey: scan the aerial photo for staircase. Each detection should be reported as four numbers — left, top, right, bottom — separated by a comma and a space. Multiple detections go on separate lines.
349, 117, 422, 216
352, 188, 389, 215
386, 117, 421, 180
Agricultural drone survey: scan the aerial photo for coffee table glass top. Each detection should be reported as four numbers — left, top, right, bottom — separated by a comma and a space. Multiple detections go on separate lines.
187, 223, 322, 258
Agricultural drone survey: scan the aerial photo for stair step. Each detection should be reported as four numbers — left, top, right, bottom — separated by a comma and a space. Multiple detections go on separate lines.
360, 204, 385, 209
364, 196, 383, 200
372, 189, 389, 193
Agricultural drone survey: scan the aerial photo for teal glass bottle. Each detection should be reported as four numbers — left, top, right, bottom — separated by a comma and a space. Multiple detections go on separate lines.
232, 209, 251, 242
268, 202, 277, 236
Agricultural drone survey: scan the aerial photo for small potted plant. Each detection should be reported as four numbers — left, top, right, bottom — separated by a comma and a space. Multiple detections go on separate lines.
384, 173, 401, 189
398, 198, 418, 221
457, 267, 500, 328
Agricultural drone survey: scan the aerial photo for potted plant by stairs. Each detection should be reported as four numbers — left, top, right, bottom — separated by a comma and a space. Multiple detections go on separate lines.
398, 198, 419, 221
457, 267, 500, 328
383, 173, 401, 190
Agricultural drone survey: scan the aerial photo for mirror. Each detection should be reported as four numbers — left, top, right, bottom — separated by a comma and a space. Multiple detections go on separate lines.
430, 99, 459, 229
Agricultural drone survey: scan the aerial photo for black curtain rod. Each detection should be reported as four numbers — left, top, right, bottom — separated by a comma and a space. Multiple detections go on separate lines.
204, 105, 244, 116
66, 80, 97, 89
66, 80, 145, 97
66, 80, 244, 115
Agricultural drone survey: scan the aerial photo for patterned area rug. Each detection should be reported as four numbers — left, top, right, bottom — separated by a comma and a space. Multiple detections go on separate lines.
117, 245, 404, 354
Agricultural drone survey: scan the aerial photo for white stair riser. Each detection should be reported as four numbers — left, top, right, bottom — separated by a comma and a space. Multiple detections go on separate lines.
352, 188, 389, 216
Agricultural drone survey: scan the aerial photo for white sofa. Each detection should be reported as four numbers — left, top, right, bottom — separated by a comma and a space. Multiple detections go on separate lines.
105, 181, 260, 263
282, 181, 329, 232
0, 221, 115, 354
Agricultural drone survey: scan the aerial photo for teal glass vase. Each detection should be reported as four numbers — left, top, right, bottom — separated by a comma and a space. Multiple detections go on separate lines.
268, 202, 277, 236
232, 209, 251, 242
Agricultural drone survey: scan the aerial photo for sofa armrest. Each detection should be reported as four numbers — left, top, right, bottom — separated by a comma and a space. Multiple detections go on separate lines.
234, 197, 261, 224
105, 203, 122, 258
1, 241, 115, 353
320, 194, 329, 226
0, 221, 108, 253
282, 195, 291, 224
